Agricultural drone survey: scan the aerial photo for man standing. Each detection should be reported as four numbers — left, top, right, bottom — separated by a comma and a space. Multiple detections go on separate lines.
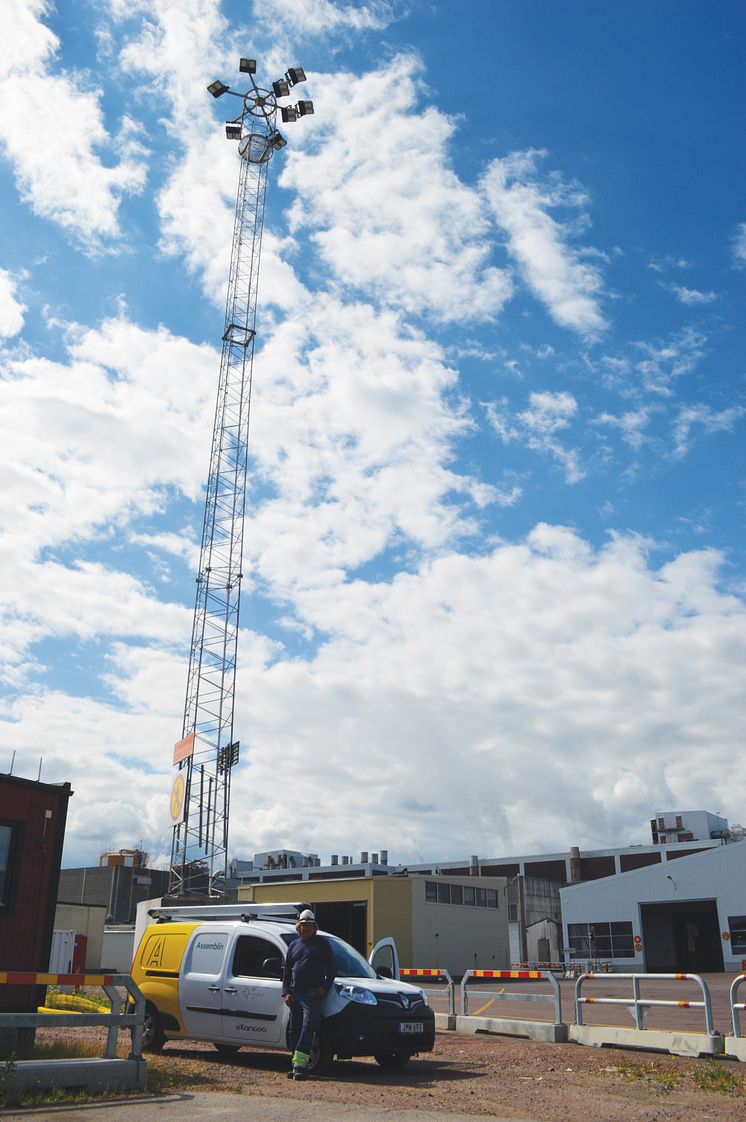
282, 908, 336, 1079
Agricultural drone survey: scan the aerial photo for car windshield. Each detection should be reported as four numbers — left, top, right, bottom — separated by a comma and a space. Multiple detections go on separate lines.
280, 933, 377, 979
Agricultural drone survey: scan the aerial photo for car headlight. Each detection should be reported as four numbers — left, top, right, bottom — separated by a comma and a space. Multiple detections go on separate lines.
334, 983, 378, 1005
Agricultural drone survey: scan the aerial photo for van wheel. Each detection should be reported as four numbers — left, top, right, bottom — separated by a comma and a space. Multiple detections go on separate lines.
375, 1053, 411, 1069
214, 1043, 241, 1055
306, 1028, 333, 1075
141, 1003, 165, 1053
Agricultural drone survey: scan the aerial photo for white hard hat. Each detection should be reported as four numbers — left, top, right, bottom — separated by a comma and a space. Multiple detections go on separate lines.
297, 908, 317, 925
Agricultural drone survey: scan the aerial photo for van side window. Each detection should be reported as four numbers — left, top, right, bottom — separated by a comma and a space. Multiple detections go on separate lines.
233, 935, 283, 977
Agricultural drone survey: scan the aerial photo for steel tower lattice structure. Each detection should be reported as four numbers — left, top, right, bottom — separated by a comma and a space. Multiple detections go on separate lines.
169, 58, 313, 896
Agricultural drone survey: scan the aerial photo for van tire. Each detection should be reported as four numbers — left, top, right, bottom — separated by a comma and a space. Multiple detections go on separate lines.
214, 1043, 241, 1055
306, 1028, 333, 1075
374, 1053, 411, 1069
142, 1003, 165, 1053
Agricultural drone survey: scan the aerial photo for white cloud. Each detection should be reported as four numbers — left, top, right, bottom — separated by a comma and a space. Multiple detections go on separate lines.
9, 526, 743, 865
0, 0, 148, 247
633, 327, 708, 396
218, 529, 746, 859
0, 314, 216, 680
672, 403, 746, 459
485, 390, 584, 483
251, 0, 396, 37
279, 55, 513, 323
594, 406, 656, 451
732, 223, 746, 266
668, 284, 717, 306
0, 269, 26, 337
481, 149, 607, 336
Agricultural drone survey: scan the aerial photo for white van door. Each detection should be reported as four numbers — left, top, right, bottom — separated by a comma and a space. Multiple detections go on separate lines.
180, 929, 231, 1039
221, 932, 286, 1045
369, 936, 400, 980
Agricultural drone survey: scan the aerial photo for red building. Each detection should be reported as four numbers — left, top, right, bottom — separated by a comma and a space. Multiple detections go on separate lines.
0, 774, 73, 1018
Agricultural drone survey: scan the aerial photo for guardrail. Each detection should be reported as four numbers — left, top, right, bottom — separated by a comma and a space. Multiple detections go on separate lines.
0, 972, 146, 1093
571, 971, 723, 1058
725, 974, 746, 1061
401, 969, 455, 1016
456, 969, 566, 1042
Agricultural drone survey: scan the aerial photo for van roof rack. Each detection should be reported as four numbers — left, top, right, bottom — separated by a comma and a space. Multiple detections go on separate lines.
147, 901, 304, 923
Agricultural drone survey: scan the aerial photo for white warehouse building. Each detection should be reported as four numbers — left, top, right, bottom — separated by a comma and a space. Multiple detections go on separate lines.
560, 839, 746, 973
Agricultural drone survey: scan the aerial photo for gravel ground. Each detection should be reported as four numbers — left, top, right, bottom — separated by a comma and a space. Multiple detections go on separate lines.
33, 1026, 746, 1121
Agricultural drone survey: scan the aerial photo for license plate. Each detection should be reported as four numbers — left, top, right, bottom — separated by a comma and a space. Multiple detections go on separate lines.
398, 1022, 424, 1034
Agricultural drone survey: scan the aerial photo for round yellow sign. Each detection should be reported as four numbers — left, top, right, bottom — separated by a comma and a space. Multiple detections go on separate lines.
170, 771, 186, 823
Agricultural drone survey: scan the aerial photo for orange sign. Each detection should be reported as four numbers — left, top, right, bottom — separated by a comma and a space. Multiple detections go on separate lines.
170, 771, 186, 823
173, 732, 195, 765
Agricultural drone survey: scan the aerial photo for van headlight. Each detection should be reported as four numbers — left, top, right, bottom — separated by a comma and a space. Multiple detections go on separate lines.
335, 983, 377, 1005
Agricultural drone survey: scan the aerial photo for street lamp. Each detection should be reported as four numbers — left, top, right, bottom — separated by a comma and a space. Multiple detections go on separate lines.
207, 58, 314, 153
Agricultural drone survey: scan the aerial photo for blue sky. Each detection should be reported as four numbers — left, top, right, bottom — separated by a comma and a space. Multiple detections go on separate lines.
1, 0, 744, 870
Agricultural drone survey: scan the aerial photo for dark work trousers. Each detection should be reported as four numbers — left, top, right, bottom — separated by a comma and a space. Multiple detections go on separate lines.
289, 989, 324, 1058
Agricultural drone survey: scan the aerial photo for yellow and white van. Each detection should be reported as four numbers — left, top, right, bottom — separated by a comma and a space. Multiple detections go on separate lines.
131, 902, 434, 1073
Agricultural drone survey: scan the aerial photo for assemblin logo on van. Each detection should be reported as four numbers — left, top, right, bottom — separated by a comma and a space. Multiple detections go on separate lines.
196, 940, 225, 951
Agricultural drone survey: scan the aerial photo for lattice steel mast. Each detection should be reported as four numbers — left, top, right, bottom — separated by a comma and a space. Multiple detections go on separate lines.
169, 57, 313, 896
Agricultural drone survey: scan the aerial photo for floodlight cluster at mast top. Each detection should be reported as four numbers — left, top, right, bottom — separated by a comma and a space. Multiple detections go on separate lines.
207, 57, 313, 152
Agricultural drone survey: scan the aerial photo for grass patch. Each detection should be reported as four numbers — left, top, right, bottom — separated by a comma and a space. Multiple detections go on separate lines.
691, 1060, 744, 1095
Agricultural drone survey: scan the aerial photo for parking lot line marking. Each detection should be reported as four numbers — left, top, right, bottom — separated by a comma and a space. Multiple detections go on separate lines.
472, 998, 495, 1015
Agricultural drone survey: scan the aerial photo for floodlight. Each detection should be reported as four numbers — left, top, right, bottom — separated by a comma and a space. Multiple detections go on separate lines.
239, 58, 256, 74
297, 100, 314, 117
208, 80, 229, 98
269, 130, 287, 150
281, 106, 298, 123
272, 79, 290, 98
225, 123, 242, 140
286, 67, 306, 86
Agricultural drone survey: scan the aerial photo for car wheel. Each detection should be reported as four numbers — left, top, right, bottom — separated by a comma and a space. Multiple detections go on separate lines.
141, 1003, 165, 1053
306, 1028, 333, 1075
374, 1052, 411, 1069
214, 1043, 241, 1055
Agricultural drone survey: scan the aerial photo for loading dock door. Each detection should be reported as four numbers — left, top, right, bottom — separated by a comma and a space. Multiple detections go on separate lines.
640, 899, 723, 972
311, 901, 367, 956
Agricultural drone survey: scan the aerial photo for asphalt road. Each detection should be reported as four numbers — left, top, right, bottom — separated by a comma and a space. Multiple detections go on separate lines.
0, 1091, 537, 1122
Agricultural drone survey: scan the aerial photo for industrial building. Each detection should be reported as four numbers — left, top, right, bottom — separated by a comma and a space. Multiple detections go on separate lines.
58, 847, 170, 926
239, 871, 511, 977
561, 838, 746, 973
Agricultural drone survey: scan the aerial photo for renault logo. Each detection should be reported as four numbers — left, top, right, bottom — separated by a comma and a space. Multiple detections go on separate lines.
399, 993, 410, 1010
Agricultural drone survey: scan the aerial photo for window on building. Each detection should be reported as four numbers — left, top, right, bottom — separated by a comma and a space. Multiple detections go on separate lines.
425, 881, 437, 903
485, 889, 498, 909
508, 903, 519, 923
728, 916, 746, 955
0, 822, 17, 909
463, 885, 475, 907
567, 920, 634, 959
437, 882, 450, 905
451, 884, 463, 905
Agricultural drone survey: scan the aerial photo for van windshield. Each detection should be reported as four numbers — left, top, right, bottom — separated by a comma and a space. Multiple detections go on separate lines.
281, 933, 377, 979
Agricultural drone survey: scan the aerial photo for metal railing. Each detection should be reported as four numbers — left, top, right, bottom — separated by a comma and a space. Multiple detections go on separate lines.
729, 974, 746, 1037
401, 968, 455, 1016
574, 972, 717, 1035
460, 969, 563, 1024
0, 971, 145, 1058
